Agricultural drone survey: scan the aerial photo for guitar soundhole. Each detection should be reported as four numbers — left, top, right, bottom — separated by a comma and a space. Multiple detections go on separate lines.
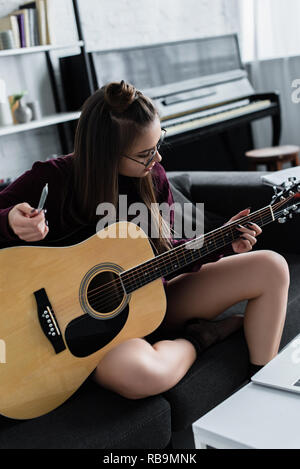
66, 264, 130, 357
87, 271, 124, 315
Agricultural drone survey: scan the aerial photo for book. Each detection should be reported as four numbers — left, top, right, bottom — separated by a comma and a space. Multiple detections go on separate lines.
12, 9, 31, 47
36, 0, 47, 45
44, 0, 78, 45
0, 15, 20, 48
33, 9, 40, 46
16, 14, 26, 48
19, 2, 41, 46
28, 8, 39, 46
10, 16, 21, 48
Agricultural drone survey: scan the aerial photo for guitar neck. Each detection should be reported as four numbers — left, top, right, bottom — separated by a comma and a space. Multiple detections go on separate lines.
121, 205, 276, 294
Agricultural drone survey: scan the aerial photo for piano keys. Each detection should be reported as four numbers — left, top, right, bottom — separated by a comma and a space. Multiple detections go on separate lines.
143, 56, 281, 159
159, 94, 280, 145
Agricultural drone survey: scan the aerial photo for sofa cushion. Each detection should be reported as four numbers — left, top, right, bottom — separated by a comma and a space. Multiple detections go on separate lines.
187, 171, 270, 216
0, 380, 171, 449
168, 173, 192, 200
168, 174, 226, 236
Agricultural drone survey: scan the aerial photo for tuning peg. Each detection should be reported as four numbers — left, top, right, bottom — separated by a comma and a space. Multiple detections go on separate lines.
272, 186, 279, 199
278, 217, 287, 224
289, 191, 295, 197
292, 205, 298, 211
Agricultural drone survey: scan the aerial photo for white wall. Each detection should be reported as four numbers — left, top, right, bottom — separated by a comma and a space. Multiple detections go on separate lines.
78, 0, 239, 52
0, 0, 20, 16
0, 0, 240, 179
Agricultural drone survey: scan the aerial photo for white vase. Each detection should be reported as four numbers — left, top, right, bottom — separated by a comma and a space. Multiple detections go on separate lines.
14, 98, 33, 124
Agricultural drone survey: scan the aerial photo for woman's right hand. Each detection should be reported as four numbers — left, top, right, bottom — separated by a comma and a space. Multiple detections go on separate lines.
8, 203, 49, 242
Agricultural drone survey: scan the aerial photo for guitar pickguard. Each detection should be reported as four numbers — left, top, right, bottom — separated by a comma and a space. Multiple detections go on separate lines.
64, 306, 129, 357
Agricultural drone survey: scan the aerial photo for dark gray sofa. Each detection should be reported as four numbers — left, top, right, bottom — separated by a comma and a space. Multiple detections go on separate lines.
0, 170, 299, 449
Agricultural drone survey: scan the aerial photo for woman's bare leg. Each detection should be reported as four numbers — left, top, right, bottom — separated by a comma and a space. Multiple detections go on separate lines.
164, 250, 290, 365
93, 249, 289, 399
93, 337, 196, 399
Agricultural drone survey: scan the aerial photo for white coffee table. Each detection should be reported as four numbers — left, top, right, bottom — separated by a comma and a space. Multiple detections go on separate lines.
192, 382, 300, 449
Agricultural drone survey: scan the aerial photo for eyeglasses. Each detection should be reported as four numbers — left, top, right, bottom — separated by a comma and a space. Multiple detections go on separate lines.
123, 128, 167, 168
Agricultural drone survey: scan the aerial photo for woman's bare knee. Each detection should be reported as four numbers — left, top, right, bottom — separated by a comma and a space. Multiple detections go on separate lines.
163, 248, 290, 327
256, 250, 290, 288
93, 338, 169, 400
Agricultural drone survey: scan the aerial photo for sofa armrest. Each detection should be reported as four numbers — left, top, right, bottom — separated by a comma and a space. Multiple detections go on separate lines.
168, 171, 300, 255
188, 171, 271, 215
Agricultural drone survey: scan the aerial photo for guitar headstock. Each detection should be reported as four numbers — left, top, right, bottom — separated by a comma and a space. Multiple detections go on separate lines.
270, 177, 300, 224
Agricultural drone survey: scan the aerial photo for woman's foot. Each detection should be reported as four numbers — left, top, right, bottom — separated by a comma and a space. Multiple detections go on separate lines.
183, 314, 244, 355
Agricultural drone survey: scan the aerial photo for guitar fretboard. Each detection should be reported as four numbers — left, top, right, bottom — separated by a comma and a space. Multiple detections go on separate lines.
120, 205, 275, 294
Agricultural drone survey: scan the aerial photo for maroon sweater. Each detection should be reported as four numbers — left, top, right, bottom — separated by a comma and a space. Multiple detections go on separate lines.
0, 154, 233, 281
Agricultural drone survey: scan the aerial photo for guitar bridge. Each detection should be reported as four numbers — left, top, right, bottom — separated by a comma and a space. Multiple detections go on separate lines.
34, 288, 66, 354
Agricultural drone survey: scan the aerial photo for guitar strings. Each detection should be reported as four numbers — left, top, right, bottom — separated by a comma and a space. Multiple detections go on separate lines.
84, 199, 289, 306
120, 195, 296, 290
80, 199, 292, 313
86, 213, 276, 312
58, 203, 291, 315
86, 211, 265, 301
85, 207, 292, 315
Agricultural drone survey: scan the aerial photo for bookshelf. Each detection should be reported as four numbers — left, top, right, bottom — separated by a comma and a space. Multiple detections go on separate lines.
0, 111, 81, 136
0, 0, 94, 159
0, 41, 84, 57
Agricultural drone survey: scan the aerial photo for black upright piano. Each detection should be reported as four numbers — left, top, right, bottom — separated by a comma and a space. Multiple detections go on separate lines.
60, 34, 281, 171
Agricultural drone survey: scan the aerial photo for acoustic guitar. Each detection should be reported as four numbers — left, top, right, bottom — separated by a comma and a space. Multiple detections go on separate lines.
0, 179, 299, 420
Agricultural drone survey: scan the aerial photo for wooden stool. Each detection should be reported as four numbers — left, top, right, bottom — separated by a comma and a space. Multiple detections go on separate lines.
245, 145, 300, 171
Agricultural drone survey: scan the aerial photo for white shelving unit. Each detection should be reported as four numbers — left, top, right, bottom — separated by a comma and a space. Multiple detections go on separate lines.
0, 38, 84, 150
0, 0, 93, 174
0, 112, 81, 137
0, 41, 84, 57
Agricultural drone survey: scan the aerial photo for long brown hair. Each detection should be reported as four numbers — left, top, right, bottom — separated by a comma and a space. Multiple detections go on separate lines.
67, 80, 172, 254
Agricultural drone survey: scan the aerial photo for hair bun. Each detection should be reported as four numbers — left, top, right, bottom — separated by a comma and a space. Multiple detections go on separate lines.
104, 80, 138, 114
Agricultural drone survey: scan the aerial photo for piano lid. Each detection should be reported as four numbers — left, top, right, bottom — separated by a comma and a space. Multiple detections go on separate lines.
91, 34, 254, 120
92, 34, 244, 90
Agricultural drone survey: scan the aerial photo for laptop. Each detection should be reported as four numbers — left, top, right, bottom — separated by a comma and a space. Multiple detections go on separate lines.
251, 334, 300, 394
261, 166, 300, 188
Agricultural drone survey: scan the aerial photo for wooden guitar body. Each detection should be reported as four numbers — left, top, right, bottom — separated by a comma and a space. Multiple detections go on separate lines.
0, 222, 166, 419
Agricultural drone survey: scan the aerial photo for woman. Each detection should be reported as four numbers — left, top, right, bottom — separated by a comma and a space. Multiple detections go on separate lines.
1, 81, 289, 400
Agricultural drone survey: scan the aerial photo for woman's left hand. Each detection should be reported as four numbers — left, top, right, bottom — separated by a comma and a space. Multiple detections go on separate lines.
225, 208, 262, 254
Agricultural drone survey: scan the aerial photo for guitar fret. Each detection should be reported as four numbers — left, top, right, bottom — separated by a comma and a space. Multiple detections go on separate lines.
173, 248, 181, 270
